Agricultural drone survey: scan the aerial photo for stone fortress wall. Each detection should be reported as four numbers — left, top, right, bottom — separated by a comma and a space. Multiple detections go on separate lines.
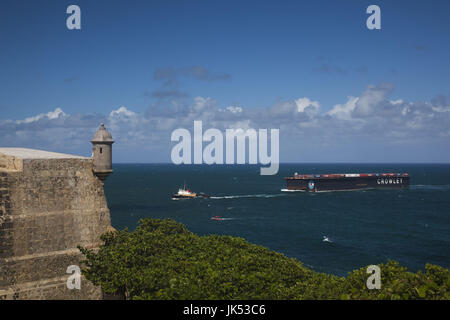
0, 125, 114, 299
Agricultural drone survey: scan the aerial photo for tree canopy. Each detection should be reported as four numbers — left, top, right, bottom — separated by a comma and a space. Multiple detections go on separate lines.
79, 218, 450, 300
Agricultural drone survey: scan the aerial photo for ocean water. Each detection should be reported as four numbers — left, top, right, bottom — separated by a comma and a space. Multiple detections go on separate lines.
104, 164, 450, 276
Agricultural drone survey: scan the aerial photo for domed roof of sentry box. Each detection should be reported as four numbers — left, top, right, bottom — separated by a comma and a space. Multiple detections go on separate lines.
91, 123, 114, 143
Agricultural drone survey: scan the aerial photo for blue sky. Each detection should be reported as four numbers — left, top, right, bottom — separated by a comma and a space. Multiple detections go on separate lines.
1, 0, 449, 163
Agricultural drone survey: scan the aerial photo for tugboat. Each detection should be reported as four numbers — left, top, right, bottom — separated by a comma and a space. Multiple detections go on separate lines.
171, 183, 210, 200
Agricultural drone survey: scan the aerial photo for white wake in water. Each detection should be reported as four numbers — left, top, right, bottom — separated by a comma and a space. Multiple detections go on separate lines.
410, 185, 450, 190
280, 189, 305, 192
210, 193, 287, 199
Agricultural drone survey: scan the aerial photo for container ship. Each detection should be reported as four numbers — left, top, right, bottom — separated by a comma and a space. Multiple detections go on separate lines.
283, 172, 410, 192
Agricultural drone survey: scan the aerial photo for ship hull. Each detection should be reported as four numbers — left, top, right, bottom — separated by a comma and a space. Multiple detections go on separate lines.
285, 175, 410, 192
171, 193, 210, 199
172, 194, 196, 199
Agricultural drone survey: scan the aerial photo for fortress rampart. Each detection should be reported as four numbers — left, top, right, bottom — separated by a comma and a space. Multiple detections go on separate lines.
0, 125, 114, 299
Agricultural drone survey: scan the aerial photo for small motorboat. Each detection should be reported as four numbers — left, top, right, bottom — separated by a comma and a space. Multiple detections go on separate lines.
211, 216, 223, 221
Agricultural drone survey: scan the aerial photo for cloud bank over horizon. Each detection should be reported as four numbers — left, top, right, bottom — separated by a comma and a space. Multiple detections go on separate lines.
1, 83, 449, 163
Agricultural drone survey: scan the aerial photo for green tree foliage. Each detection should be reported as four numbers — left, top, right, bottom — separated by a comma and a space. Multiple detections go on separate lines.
340, 261, 450, 300
79, 218, 450, 300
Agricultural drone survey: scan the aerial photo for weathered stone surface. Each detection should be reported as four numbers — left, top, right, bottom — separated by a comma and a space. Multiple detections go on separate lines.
0, 149, 112, 300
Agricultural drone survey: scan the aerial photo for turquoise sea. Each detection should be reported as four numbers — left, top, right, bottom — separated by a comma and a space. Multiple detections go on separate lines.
105, 164, 450, 276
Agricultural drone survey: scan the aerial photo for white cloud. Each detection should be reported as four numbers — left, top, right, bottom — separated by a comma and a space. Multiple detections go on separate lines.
16, 108, 66, 124
327, 96, 359, 120
1, 83, 449, 162
295, 97, 320, 113
352, 83, 394, 117
390, 99, 403, 105
109, 106, 137, 118
225, 106, 243, 114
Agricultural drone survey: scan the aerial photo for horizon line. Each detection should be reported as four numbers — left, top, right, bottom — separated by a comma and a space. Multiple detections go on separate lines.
111, 162, 450, 165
